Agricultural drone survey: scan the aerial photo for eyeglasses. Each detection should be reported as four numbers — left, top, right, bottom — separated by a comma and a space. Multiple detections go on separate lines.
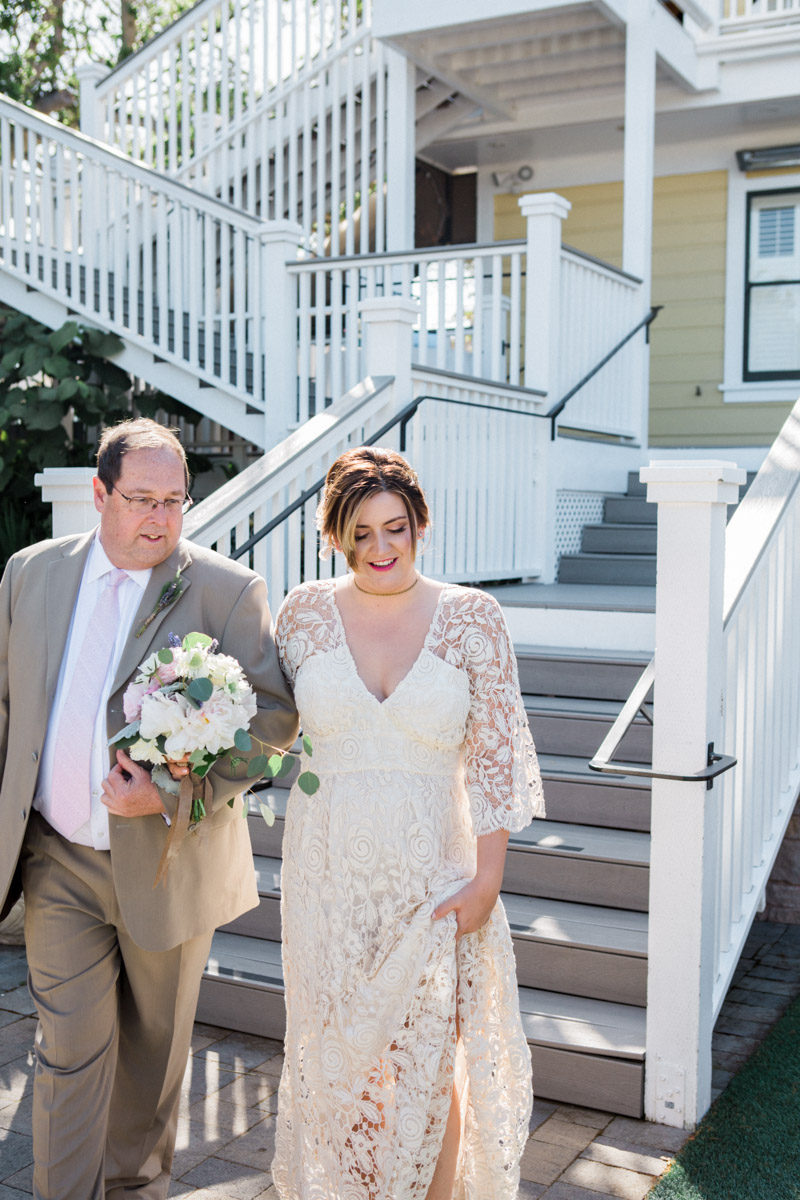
113, 487, 193, 515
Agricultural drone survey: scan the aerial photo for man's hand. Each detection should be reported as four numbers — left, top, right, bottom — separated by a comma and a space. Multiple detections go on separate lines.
101, 749, 168, 818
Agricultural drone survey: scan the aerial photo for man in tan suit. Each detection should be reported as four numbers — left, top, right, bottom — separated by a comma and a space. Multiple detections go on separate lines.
0, 419, 298, 1199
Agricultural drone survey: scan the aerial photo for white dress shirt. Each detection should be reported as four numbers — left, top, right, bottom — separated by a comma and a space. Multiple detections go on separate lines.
35, 533, 151, 849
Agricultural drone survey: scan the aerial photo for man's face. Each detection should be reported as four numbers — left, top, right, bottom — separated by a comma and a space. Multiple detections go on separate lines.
93, 448, 186, 571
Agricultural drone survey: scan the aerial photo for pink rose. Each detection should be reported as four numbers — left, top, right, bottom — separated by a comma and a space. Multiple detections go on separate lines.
156, 660, 179, 684
123, 680, 150, 722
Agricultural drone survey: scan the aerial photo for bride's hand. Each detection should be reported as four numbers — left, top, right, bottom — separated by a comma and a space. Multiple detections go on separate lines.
432, 875, 500, 937
165, 757, 191, 780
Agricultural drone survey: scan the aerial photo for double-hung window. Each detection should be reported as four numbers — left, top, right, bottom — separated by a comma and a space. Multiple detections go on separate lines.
744, 190, 800, 380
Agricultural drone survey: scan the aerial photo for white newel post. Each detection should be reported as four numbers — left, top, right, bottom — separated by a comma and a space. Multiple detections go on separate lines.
641, 460, 745, 1129
260, 221, 304, 443
517, 192, 570, 584
36, 468, 99, 537
360, 297, 418, 407
76, 62, 105, 140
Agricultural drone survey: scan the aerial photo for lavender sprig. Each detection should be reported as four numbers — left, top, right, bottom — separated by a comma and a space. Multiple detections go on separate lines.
135, 569, 184, 638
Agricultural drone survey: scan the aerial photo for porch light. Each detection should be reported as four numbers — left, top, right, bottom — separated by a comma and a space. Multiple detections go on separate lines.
736, 144, 800, 172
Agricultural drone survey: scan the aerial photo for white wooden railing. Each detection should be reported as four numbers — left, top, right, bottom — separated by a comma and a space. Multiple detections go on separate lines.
290, 241, 527, 419
715, 408, 800, 1010
183, 373, 548, 595
721, 0, 800, 27
0, 95, 304, 445
289, 229, 646, 433
90, 0, 369, 173
633, 400, 800, 1130
83, 0, 393, 254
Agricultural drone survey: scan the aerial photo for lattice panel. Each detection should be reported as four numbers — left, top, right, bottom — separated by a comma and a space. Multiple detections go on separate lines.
554, 490, 606, 574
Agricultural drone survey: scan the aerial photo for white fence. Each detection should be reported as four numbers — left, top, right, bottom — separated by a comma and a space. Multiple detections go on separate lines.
290, 226, 647, 433
183, 363, 548, 597
84, 0, 391, 254
0, 96, 306, 442
721, 0, 800, 26
291, 242, 528, 420
715, 408, 800, 1010
557, 249, 645, 441
641, 400, 800, 1129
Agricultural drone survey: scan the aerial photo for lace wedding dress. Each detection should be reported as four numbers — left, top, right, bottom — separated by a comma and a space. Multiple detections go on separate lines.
272, 581, 545, 1200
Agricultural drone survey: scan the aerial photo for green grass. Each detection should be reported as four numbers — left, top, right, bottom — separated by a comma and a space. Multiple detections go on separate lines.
648, 993, 800, 1199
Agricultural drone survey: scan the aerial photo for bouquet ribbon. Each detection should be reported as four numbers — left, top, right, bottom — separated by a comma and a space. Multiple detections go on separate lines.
153, 772, 211, 888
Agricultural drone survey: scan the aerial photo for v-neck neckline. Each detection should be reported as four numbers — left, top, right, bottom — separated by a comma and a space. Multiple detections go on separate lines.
329, 580, 448, 706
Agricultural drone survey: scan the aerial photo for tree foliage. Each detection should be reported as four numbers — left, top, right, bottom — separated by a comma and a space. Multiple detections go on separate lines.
0, 307, 210, 568
0, 0, 193, 120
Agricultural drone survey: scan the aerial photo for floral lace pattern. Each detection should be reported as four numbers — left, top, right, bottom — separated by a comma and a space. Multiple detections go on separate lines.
272, 580, 544, 1200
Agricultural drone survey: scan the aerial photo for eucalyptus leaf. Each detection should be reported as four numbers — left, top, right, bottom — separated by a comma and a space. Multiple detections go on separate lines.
157, 648, 174, 664
187, 676, 213, 703
109, 720, 141, 745
267, 754, 283, 776
302, 733, 314, 757
259, 801, 276, 828
276, 753, 296, 779
183, 632, 213, 650
234, 728, 252, 752
297, 771, 320, 795
247, 754, 269, 778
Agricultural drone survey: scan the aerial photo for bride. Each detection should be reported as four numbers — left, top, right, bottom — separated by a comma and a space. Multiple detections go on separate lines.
272, 446, 544, 1199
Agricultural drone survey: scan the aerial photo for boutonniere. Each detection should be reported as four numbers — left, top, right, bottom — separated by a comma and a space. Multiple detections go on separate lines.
135, 569, 185, 638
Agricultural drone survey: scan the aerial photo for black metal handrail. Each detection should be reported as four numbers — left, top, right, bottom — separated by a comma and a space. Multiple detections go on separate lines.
229, 305, 661, 560
588, 659, 737, 790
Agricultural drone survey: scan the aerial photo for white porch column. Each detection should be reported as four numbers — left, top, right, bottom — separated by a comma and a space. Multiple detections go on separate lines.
517, 192, 570, 584
385, 48, 416, 252
623, 7, 656, 292
641, 459, 745, 1129
36, 468, 99, 537
360, 297, 418, 402
259, 220, 304, 443
76, 62, 106, 140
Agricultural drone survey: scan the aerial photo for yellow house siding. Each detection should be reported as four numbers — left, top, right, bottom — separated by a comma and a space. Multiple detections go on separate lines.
495, 174, 792, 446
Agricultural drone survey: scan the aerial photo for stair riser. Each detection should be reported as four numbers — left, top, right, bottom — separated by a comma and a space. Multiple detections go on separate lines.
513, 941, 647, 1006
516, 656, 647, 701
223, 894, 647, 1008
542, 777, 651, 832
603, 497, 655, 525
557, 556, 656, 586
504, 847, 649, 912
581, 526, 656, 555
528, 711, 652, 762
529, 1043, 644, 1118
196, 980, 644, 1118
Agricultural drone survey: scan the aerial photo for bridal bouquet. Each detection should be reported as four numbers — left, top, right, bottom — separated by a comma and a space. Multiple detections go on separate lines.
111, 632, 319, 831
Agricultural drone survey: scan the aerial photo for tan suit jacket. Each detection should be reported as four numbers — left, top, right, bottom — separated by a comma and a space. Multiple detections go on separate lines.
0, 531, 298, 950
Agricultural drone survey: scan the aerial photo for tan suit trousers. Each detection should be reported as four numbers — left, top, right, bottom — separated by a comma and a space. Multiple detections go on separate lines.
21, 812, 213, 1200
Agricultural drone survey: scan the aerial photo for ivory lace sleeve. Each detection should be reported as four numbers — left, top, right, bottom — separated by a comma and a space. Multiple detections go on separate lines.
274, 581, 338, 685
440, 588, 545, 836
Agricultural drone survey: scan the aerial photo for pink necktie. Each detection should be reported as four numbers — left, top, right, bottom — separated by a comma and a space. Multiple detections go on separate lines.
48, 567, 128, 839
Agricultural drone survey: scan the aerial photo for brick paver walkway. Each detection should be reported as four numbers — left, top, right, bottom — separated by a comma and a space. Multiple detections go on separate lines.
2, 920, 800, 1199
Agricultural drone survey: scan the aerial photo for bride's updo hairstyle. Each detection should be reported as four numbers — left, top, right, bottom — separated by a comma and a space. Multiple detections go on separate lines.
318, 446, 430, 567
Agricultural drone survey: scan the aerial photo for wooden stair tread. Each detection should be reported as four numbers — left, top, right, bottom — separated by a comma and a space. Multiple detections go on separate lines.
204, 933, 645, 1061
504, 895, 647, 955
511, 820, 650, 865
247, 860, 648, 957
518, 988, 645, 1060
523, 694, 652, 720
538, 753, 650, 788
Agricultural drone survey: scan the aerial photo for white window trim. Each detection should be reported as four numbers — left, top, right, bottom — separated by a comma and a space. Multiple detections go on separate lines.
721, 165, 800, 404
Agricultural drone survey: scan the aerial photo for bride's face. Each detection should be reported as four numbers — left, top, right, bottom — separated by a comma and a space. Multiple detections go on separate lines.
350, 491, 418, 590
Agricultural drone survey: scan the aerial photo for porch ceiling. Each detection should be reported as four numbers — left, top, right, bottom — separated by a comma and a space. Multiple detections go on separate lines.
387, 3, 690, 124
